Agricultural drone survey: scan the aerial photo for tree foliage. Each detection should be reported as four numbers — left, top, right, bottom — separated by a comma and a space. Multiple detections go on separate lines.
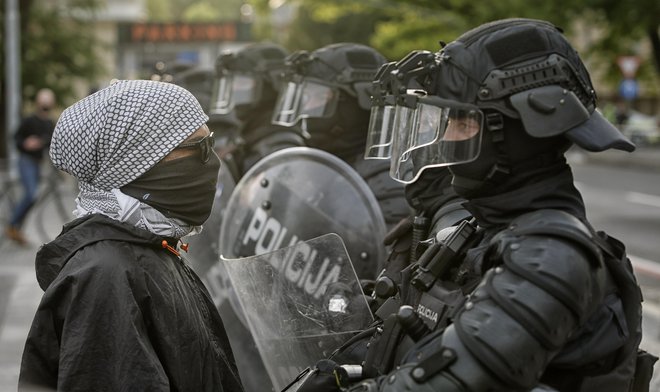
248, 0, 659, 96
284, 5, 380, 50
37, 2, 109, 102
1, 0, 106, 106
145, 0, 246, 22
1, 0, 106, 158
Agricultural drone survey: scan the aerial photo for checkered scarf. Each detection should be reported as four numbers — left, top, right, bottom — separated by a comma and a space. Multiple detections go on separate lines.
50, 80, 209, 238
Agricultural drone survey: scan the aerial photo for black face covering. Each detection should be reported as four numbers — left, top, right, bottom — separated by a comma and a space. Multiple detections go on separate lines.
404, 166, 459, 214
449, 115, 572, 199
121, 153, 221, 226
448, 136, 499, 198
304, 94, 369, 160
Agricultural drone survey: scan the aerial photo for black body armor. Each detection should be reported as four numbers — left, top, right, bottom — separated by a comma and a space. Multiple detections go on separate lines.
352, 209, 649, 392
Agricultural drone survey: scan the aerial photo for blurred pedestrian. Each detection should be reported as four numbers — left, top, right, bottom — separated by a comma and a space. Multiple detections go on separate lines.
615, 100, 631, 127
4, 88, 56, 245
18, 80, 244, 392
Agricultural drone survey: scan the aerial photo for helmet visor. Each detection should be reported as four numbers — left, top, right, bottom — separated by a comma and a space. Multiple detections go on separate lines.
272, 79, 339, 126
390, 96, 483, 184
365, 103, 396, 159
210, 73, 260, 115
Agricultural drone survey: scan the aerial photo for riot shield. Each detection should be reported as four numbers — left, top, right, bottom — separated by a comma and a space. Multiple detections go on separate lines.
218, 146, 387, 279
207, 147, 386, 392
222, 233, 373, 391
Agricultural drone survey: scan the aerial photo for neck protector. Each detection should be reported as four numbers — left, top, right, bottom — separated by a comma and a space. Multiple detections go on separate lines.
463, 164, 586, 229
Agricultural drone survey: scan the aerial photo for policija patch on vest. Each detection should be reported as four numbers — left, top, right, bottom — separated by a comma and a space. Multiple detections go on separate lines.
417, 293, 449, 330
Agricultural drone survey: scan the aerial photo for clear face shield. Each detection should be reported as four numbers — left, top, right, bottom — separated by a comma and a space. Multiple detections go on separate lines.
389, 95, 484, 184
209, 73, 261, 115
364, 95, 397, 159
271, 78, 339, 127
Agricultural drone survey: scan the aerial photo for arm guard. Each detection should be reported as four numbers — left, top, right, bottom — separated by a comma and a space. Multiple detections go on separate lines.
382, 210, 611, 391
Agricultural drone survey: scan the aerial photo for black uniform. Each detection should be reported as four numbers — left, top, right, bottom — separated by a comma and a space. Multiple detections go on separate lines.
355, 169, 646, 391
15, 114, 54, 161
295, 18, 656, 392
232, 110, 305, 177
19, 214, 244, 392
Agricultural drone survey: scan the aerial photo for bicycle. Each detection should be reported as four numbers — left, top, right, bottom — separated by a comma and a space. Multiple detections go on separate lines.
1, 159, 74, 248
0, 160, 19, 247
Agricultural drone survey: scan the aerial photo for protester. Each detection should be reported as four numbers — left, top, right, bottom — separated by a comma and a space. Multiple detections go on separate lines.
5, 88, 56, 245
19, 80, 244, 392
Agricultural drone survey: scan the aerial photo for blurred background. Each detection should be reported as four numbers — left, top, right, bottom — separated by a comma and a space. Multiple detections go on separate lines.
1, 0, 659, 158
1, 0, 660, 389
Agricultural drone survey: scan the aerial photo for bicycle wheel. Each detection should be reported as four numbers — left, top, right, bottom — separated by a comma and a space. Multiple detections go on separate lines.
33, 165, 74, 243
0, 180, 18, 247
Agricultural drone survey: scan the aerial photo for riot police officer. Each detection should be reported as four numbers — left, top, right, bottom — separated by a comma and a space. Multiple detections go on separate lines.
296, 18, 656, 392
272, 43, 411, 230
366, 50, 472, 263
209, 42, 306, 179
357, 52, 473, 323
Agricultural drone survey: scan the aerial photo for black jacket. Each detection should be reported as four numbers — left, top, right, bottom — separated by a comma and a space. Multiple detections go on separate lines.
19, 214, 244, 392
15, 114, 54, 161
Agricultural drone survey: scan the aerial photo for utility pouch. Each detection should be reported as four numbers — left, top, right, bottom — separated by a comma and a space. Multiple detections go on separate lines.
410, 218, 478, 291
362, 314, 403, 378
631, 349, 658, 392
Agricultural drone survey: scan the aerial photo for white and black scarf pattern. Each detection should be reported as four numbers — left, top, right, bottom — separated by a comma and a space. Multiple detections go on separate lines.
50, 80, 209, 238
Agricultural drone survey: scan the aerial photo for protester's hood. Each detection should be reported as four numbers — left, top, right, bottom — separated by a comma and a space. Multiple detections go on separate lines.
34, 214, 169, 291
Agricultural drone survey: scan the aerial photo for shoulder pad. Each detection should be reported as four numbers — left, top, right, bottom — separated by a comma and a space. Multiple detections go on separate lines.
431, 200, 471, 234
502, 209, 602, 262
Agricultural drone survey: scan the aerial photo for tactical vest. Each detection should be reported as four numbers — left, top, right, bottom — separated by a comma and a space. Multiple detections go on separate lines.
338, 209, 655, 391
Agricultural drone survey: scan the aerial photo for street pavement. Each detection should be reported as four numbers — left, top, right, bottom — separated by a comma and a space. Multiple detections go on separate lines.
1, 149, 659, 391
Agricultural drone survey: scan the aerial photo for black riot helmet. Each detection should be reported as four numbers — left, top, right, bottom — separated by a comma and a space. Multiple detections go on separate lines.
272, 43, 387, 159
387, 18, 635, 192
210, 42, 289, 121
173, 66, 215, 111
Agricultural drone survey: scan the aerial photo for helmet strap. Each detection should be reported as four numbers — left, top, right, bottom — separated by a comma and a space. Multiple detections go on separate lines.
483, 112, 511, 184
450, 112, 511, 196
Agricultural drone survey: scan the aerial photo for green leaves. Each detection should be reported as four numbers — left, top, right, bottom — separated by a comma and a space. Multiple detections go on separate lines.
11, 0, 106, 106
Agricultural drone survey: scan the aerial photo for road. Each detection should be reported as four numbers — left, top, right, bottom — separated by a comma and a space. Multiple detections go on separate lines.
571, 160, 660, 264
571, 155, 660, 391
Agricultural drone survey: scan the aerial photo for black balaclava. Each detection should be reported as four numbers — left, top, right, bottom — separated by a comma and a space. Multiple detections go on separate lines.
405, 166, 460, 214
304, 93, 370, 160
121, 152, 221, 226
449, 113, 571, 198
235, 82, 280, 123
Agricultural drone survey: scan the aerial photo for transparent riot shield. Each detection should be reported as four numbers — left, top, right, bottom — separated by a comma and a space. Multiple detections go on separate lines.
209, 147, 387, 392
222, 233, 373, 391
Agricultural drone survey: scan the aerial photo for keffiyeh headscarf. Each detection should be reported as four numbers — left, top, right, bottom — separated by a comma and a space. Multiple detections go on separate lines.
50, 80, 209, 238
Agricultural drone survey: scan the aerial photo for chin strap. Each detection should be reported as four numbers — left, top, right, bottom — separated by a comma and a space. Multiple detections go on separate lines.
483, 112, 510, 184
451, 112, 511, 194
